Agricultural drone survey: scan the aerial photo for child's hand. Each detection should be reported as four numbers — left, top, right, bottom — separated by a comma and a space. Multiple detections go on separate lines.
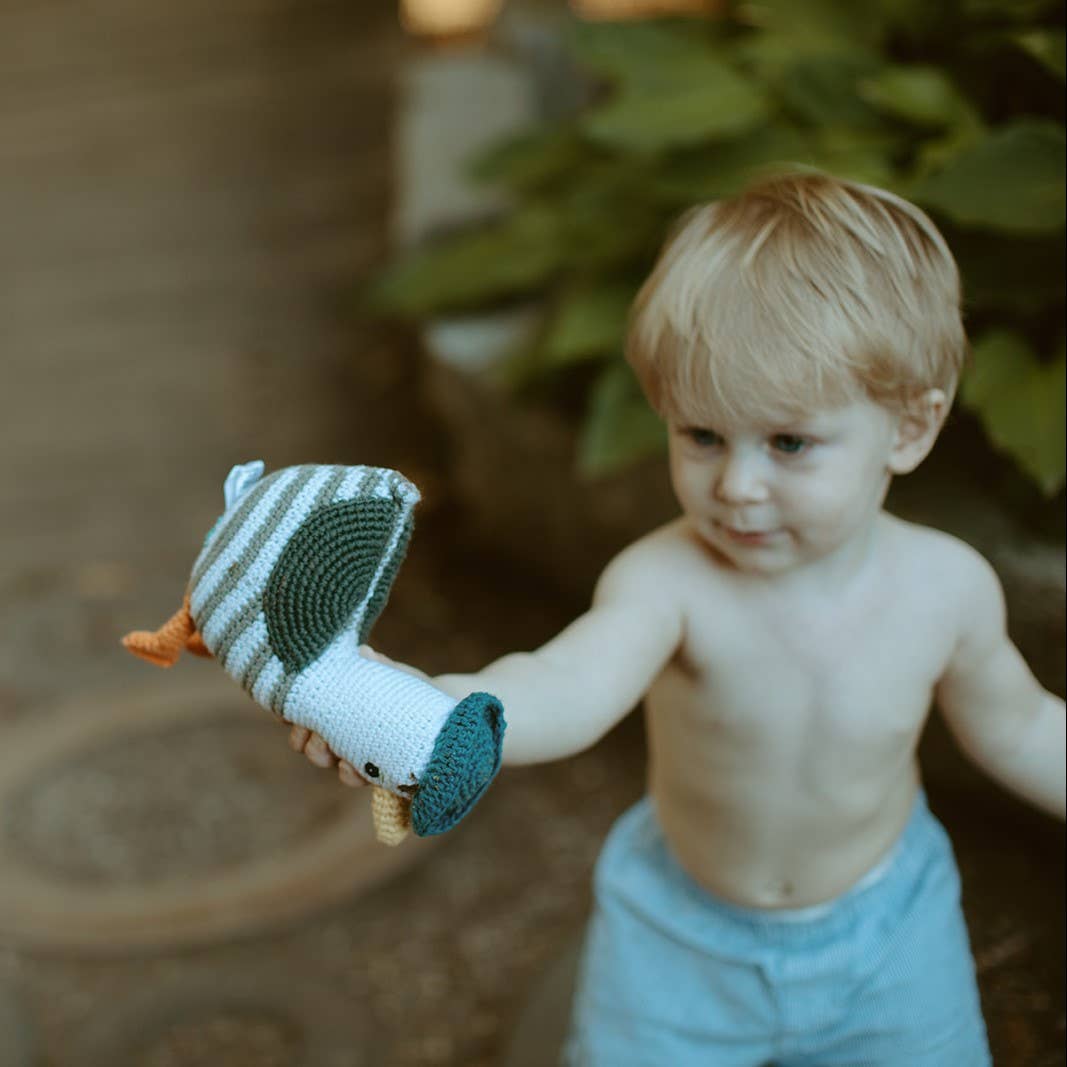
285, 644, 432, 787
287, 723, 365, 786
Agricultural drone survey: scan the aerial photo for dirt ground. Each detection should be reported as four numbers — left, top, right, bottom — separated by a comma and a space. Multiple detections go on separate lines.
0, 2, 1062, 1065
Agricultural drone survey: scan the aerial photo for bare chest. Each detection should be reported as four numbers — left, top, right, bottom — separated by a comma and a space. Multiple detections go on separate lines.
656, 577, 957, 770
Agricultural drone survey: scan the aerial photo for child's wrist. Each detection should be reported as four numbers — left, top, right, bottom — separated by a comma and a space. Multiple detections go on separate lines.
433, 672, 480, 702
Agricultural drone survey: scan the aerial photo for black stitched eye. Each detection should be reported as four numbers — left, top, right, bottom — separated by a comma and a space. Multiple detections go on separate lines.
363, 762, 380, 778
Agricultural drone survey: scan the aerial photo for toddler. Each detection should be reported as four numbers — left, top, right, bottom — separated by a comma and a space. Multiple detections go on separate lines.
291, 172, 1065, 1065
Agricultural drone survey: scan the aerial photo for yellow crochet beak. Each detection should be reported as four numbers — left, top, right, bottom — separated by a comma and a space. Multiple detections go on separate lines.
371, 787, 411, 846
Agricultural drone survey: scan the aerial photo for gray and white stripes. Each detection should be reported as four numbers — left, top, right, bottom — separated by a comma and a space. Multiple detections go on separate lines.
187, 464, 419, 718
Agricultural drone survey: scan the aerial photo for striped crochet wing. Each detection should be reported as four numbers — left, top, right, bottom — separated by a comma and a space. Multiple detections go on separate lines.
262, 495, 414, 674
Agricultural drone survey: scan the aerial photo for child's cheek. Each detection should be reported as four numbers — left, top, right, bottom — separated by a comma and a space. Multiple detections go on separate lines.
799, 473, 872, 537
669, 455, 705, 506
783, 472, 850, 528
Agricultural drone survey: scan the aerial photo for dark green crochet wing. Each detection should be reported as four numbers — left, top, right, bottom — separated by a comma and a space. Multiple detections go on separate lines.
263, 497, 413, 674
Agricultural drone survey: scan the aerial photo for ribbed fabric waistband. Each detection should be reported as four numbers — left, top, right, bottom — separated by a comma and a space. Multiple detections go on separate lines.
598, 787, 944, 948
748, 830, 903, 924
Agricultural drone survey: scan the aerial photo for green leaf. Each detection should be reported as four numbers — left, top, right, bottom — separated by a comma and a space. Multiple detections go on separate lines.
780, 55, 885, 128
652, 121, 901, 206
468, 125, 590, 193
1011, 29, 1067, 80
583, 59, 769, 152
367, 205, 567, 316
552, 166, 669, 271
909, 121, 1066, 234
858, 65, 980, 128
734, 30, 879, 92
578, 363, 667, 478
566, 21, 723, 84
871, 0, 942, 38
650, 125, 810, 203
806, 127, 900, 186
911, 124, 986, 180
736, 0, 885, 50
543, 284, 635, 366
961, 330, 1066, 495
567, 22, 767, 152
962, 0, 1061, 20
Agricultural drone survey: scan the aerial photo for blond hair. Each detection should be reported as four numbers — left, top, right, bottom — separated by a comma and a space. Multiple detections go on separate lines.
626, 171, 967, 428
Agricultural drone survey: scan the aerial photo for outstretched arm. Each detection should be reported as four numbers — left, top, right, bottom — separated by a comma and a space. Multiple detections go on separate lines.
935, 548, 1065, 819
291, 535, 685, 776
434, 539, 685, 766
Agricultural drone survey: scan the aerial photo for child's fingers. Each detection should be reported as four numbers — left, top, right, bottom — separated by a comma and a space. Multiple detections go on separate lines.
287, 722, 368, 789
291, 724, 347, 776
338, 760, 366, 788
304, 732, 337, 768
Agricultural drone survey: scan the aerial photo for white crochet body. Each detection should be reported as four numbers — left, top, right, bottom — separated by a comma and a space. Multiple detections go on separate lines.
187, 461, 457, 793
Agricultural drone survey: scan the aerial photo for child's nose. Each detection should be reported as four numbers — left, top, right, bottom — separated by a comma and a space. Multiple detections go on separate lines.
713, 453, 769, 503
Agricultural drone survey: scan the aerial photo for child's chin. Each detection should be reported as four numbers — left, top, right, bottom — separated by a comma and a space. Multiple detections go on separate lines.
697, 524, 796, 573
729, 552, 796, 575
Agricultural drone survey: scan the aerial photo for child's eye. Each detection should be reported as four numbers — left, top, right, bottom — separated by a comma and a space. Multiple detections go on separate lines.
685, 428, 723, 447
771, 434, 810, 455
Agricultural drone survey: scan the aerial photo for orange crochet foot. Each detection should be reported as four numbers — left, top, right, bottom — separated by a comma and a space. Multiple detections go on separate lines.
121, 594, 200, 668
121, 630, 183, 667
185, 630, 212, 657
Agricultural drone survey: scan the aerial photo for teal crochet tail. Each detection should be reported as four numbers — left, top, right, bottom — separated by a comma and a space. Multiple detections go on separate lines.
411, 692, 506, 836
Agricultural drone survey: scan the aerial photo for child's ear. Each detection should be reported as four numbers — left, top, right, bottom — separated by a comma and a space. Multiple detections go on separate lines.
888, 388, 949, 475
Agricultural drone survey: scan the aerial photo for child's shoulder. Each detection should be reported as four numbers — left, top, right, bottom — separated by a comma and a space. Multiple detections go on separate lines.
883, 513, 999, 603
611, 517, 710, 571
596, 519, 709, 599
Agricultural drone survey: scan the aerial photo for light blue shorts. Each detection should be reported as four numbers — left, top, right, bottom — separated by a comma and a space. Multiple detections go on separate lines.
564, 791, 991, 1066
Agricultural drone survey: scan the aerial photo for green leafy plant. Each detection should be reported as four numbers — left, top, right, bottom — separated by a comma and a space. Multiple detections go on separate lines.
372, 0, 1065, 495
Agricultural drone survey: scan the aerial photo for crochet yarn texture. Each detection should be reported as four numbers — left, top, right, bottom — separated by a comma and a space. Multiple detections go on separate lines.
122, 461, 506, 845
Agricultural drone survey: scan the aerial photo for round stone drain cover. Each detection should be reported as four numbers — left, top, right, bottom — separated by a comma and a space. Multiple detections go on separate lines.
0, 680, 432, 954
0, 969, 33, 1067
136, 1011, 299, 1067
73, 976, 364, 1067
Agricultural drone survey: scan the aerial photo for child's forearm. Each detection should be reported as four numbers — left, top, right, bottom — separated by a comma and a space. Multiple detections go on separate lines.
974, 690, 1066, 820
431, 540, 684, 768
435, 652, 633, 767
433, 592, 685, 768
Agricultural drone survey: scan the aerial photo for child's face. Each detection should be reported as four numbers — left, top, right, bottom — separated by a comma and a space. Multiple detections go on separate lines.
667, 396, 901, 576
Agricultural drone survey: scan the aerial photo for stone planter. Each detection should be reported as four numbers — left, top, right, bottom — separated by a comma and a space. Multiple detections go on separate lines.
0, 682, 435, 954
423, 355, 677, 600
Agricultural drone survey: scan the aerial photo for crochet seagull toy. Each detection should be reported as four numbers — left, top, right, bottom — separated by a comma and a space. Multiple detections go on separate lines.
122, 461, 506, 846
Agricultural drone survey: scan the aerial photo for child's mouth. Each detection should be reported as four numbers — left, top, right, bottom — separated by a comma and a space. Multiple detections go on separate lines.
714, 521, 777, 545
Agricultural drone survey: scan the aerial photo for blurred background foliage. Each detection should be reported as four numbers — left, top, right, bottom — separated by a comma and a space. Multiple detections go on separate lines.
372, 0, 1065, 497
